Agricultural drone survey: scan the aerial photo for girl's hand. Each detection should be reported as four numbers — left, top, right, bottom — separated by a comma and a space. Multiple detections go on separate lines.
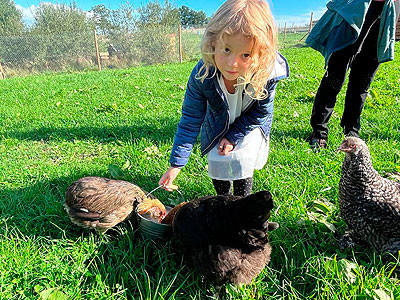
218, 138, 234, 155
159, 167, 180, 191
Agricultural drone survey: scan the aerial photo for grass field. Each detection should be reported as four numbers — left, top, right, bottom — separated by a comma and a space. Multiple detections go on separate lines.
0, 39, 399, 299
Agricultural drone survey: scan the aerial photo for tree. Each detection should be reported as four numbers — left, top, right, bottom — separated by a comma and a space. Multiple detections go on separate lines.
0, 0, 24, 35
28, 2, 95, 68
32, 2, 94, 34
137, 0, 179, 28
90, 2, 136, 35
179, 5, 207, 28
90, 4, 112, 35
108, 2, 136, 33
135, 0, 180, 64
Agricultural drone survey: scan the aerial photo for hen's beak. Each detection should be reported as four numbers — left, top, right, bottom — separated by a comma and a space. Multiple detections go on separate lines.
337, 140, 350, 152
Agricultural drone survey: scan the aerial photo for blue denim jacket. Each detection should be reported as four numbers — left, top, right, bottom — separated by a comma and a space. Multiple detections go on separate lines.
169, 53, 289, 168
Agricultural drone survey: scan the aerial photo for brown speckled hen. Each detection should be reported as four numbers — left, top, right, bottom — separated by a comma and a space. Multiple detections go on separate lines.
64, 176, 164, 233
165, 191, 279, 285
338, 137, 400, 255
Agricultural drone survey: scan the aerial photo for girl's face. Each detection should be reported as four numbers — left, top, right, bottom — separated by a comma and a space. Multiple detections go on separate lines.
213, 32, 254, 86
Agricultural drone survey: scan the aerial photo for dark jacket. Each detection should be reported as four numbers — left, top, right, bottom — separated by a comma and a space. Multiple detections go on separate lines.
306, 0, 400, 66
169, 53, 289, 168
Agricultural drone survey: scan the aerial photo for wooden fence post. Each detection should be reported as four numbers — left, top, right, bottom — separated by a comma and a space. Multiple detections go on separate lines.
308, 12, 314, 32
283, 22, 287, 45
178, 24, 183, 63
0, 59, 5, 79
299, 11, 314, 42
93, 29, 102, 71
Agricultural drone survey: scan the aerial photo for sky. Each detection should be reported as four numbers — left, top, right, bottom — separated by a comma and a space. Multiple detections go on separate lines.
13, 0, 328, 27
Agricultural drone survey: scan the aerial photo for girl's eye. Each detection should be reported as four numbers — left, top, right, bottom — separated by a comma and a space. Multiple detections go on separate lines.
243, 53, 251, 59
223, 48, 230, 54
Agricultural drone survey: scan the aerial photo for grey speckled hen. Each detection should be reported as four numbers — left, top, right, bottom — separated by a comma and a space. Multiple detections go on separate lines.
338, 137, 400, 255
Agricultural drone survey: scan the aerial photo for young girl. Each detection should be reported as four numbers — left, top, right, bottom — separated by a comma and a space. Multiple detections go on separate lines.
159, 0, 289, 196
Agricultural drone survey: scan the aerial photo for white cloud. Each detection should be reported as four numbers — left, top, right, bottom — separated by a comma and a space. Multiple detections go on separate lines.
16, 4, 37, 26
16, 3, 94, 26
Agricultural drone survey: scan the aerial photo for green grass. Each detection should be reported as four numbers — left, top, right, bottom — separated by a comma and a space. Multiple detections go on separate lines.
0, 41, 400, 299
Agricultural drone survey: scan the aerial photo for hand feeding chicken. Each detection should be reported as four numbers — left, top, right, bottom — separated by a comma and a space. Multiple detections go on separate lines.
65, 177, 278, 285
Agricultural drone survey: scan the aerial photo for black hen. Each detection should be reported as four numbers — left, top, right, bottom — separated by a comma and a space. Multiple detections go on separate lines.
338, 137, 400, 255
171, 191, 279, 284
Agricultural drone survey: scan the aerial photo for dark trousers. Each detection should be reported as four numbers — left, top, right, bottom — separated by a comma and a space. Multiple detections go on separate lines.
212, 178, 253, 197
310, 1, 384, 139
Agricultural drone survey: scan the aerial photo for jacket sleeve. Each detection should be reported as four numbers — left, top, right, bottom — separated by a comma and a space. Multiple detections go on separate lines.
224, 81, 277, 146
169, 64, 208, 168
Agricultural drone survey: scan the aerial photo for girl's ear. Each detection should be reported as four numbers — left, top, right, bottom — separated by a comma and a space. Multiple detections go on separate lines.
211, 36, 220, 48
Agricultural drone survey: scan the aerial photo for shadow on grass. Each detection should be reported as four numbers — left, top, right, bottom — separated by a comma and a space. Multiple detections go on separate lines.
0, 171, 179, 239
85, 234, 208, 299
0, 170, 387, 299
273, 122, 400, 144
2, 123, 178, 144
361, 127, 400, 142
293, 94, 315, 103
273, 127, 311, 141
0, 173, 211, 299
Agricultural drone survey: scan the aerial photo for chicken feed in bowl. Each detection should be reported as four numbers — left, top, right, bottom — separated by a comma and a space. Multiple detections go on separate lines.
136, 206, 172, 239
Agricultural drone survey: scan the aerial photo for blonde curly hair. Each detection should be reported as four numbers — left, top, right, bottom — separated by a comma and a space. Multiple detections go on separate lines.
197, 0, 277, 99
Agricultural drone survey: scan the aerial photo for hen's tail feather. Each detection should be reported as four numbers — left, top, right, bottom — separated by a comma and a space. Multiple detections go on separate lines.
67, 207, 102, 221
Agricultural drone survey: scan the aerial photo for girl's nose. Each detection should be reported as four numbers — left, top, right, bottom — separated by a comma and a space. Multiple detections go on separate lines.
228, 55, 239, 68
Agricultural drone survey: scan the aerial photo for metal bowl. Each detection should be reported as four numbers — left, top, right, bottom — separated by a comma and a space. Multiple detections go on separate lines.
136, 206, 172, 240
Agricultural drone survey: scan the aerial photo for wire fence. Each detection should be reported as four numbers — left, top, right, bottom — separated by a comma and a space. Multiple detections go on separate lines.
0, 24, 310, 78
0, 24, 203, 77
0, 32, 94, 76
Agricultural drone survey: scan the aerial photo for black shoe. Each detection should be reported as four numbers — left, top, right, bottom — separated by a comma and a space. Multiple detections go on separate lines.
308, 136, 327, 149
344, 131, 360, 138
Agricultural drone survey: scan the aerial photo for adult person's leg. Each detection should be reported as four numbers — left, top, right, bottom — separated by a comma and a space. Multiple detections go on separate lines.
309, 1, 384, 148
309, 48, 354, 148
341, 1, 384, 136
